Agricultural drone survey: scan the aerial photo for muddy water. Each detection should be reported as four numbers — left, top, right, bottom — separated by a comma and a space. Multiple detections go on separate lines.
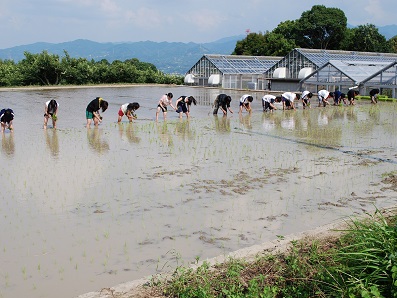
0, 86, 397, 298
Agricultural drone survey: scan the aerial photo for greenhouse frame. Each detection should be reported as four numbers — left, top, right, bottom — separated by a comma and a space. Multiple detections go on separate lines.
185, 54, 282, 90
300, 60, 397, 97
264, 48, 397, 92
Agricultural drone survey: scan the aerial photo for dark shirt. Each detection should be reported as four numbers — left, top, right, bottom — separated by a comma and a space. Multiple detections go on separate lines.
0, 108, 14, 123
369, 89, 379, 96
177, 96, 188, 107
334, 90, 342, 100
86, 98, 101, 113
347, 89, 356, 101
216, 94, 231, 107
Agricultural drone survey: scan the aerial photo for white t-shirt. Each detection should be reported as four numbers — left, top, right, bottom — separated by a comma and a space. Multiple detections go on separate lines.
281, 92, 296, 102
317, 90, 329, 100
301, 91, 311, 100
262, 95, 276, 103
240, 94, 252, 104
121, 103, 129, 114
45, 100, 59, 108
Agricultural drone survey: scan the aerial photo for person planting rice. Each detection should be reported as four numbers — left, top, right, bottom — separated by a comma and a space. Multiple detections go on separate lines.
175, 96, 197, 119
347, 89, 359, 105
369, 88, 380, 104
117, 102, 140, 123
239, 94, 254, 113
317, 89, 334, 107
213, 94, 233, 115
333, 89, 347, 105
43, 99, 59, 129
0, 108, 14, 132
156, 93, 176, 121
86, 97, 109, 128
262, 94, 281, 112
301, 90, 313, 109
281, 92, 300, 110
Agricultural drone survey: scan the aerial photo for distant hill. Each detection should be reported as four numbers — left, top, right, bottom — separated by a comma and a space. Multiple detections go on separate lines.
378, 24, 397, 39
0, 36, 245, 74
1, 24, 396, 75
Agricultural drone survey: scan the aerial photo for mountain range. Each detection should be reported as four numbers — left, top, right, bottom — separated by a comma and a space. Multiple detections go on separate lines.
0, 35, 245, 74
0, 24, 396, 75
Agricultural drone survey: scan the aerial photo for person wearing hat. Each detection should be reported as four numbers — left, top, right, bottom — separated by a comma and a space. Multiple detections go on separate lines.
86, 97, 109, 128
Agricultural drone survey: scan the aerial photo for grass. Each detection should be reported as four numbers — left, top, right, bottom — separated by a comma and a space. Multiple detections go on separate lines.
139, 207, 397, 298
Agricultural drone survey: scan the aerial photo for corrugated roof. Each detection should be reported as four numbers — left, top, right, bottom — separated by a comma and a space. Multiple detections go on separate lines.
296, 48, 397, 67
205, 54, 281, 74
301, 59, 397, 87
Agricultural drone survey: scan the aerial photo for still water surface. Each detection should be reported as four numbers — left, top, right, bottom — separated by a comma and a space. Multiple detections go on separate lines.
1, 85, 397, 298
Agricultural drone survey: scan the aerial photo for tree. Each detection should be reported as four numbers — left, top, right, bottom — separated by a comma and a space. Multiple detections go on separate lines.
296, 5, 347, 49
272, 20, 299, 41
19, 51, 64, 85
343, 24, 389, 52
233, 31, 295, 56
388, 35, 397, 53
233, 32, 267, 56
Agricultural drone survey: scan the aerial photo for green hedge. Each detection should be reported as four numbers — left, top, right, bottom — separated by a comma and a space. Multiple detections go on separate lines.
356, 95, 397, 102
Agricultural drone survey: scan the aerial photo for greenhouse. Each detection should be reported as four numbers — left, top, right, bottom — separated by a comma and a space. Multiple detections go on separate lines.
264, 48, 397, 92
185, 54, 282, 90
300, 60, 397, 97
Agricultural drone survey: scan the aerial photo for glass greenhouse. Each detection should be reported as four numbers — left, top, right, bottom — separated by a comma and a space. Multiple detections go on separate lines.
185, 54, 281, 90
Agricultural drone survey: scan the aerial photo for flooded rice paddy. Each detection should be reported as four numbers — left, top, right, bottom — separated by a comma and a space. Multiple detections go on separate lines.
1, 85, 397, 298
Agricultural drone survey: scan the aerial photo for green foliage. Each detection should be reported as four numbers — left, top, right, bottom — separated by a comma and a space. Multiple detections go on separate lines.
233, 31, 295, 56
234, 4, 390, 56
332, 209, 397, 297
0, 50, 183, 87
388, 36, 397, 53
342, 24, 389, 52
296, 5, 347, 49
154, 209, 397, 298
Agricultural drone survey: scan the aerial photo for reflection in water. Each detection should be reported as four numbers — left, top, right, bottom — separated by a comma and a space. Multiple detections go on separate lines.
156, 122, 174, 147
317, 109, 329, 126
1, 132, 14, 157
280, 114, 295, 130
175, 119, 194, 140
262, 113, 276, 131
369, 105, 380, 123
239, 113, 252, 130
87, 128, 109, 153
45, 129, 59, 157
118, 122, 141, 143
213, 115, 231, 133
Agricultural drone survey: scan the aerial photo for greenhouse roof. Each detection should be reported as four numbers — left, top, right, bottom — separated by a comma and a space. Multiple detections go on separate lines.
301, 60, 397, 87
205, 54, 281, 74
296, 48, 397, 67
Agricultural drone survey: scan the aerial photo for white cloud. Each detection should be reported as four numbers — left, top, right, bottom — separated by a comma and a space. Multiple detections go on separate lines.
364, 0, 385, 21
185, 10, 227, 32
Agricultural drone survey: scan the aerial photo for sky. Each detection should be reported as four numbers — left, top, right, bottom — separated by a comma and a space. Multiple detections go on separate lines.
0, 0, 396, 49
